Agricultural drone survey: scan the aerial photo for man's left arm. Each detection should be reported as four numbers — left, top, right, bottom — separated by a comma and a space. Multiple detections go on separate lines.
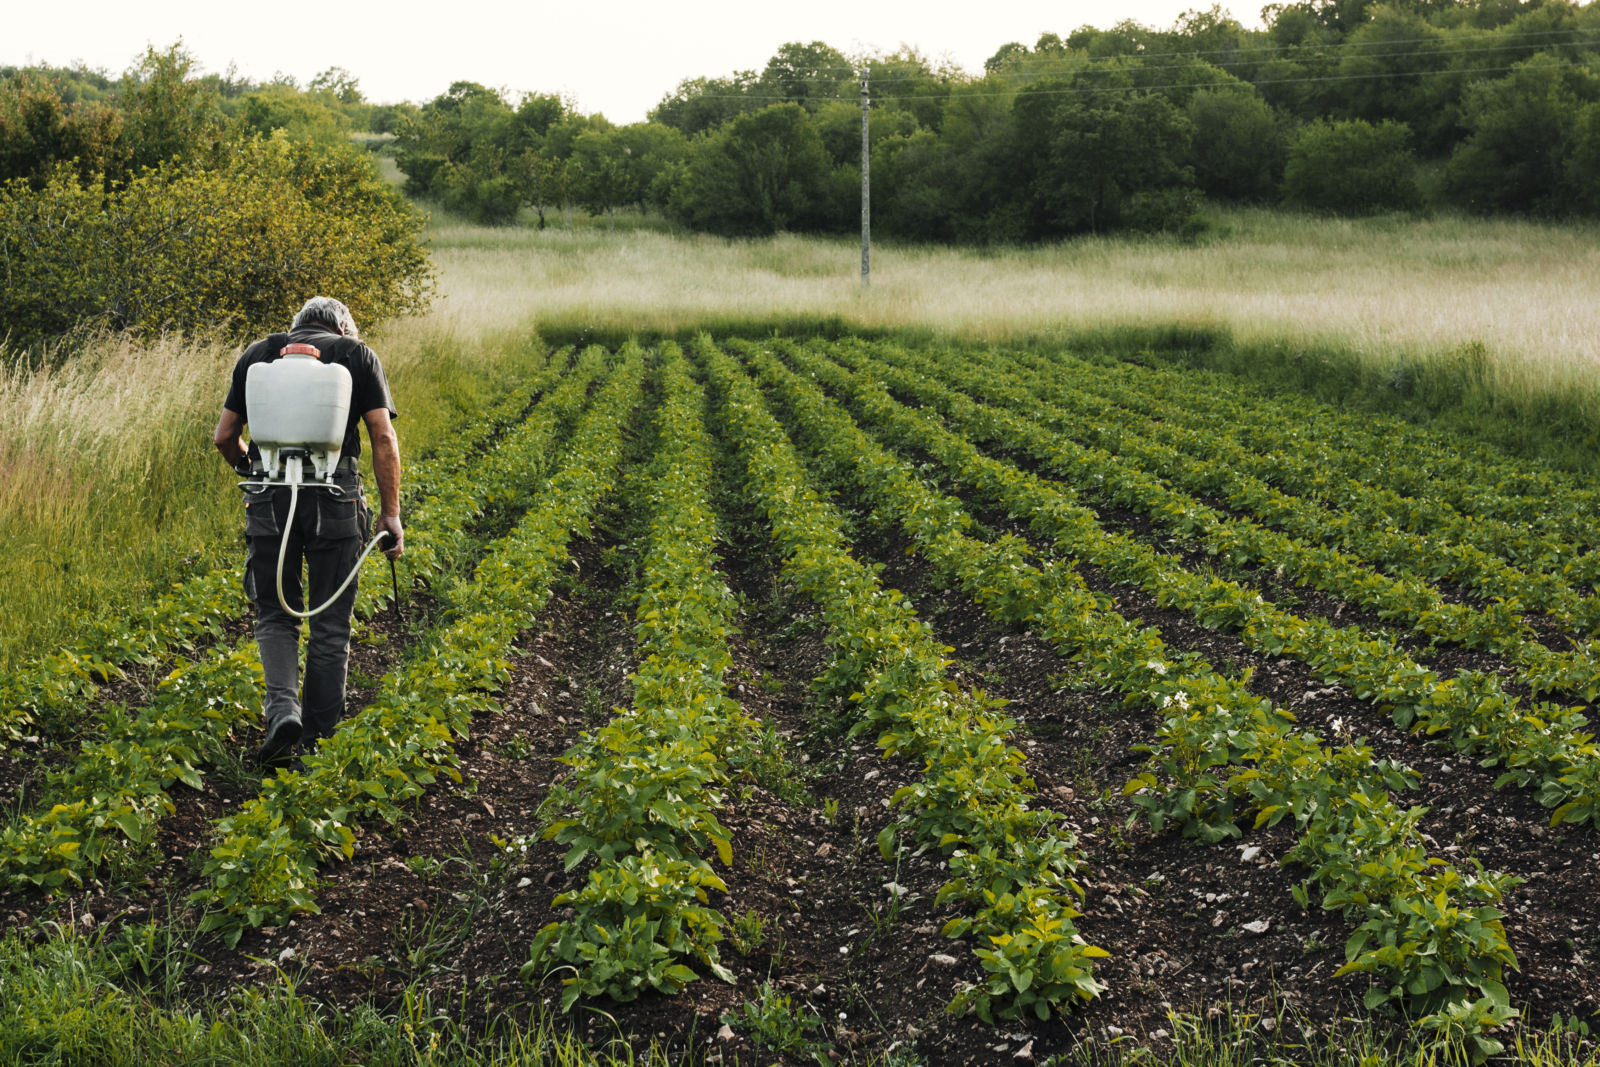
214, 408, 249, 474
362, 407, 403, 559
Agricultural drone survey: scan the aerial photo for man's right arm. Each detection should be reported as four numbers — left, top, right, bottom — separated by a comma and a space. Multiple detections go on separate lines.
362, 406, 403, 559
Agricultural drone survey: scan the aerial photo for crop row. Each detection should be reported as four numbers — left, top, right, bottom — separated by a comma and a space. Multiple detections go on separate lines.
847, 340, 1600, 702
528, 344, 749, 1009
191, 350, 645, 945
1019, 348, 1600, 570
794, 342, 1600, 829
996, 345, 1600, 635
701, 337, 1106, 1023
908, 343, 1600, 688
0, 348, 596, 894
743, 342, 1521, 1046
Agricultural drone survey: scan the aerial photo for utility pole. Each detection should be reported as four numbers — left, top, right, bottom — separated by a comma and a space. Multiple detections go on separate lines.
860, 64, 870, 289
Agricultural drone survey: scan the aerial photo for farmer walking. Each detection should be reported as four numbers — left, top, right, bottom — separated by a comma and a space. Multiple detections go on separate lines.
212, 296, 404, 768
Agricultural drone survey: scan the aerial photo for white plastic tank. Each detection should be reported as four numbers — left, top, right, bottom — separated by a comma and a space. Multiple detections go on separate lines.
246, 353, 353, 481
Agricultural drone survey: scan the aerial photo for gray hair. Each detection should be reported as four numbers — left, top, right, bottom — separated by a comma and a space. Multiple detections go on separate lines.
291, 296, 360, 340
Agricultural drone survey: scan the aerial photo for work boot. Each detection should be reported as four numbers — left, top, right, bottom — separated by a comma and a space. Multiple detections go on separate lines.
256, 708, 303, 768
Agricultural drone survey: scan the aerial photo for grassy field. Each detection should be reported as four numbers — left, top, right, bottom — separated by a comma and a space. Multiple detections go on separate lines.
428, 207, 1600, 410
4, 204, 1598, 668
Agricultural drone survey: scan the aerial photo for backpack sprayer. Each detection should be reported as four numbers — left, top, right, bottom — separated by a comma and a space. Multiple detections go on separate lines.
239, 343, 393, 619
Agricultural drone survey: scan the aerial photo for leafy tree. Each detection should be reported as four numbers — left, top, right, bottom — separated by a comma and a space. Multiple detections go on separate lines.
395, 81, 514, 194
812, 99, 916, 167
0, 73, 127, 188
309, 66, 363, 105
1014, 74, 1200, 235
368, 101, 418, 135
1564, 99, 1600, 213
117, 44, 227, 171
613, 122, 688, 210
1283, 117, 1421, 213
875, 128, 953, 239
931, 83, 1027, 242
1066, 21, 1159, 57
984, 43, 1030, 75
571, 129, 632, 227
1443, 52, 1600, 213
1334, 9, 1459, 153
649, 73, 759, 135
235, 84, 350, 146
667, 103, 835, 236
1186, 88, 1284, 201
510, 93, 570, 150
757, 42, 854, 111
862, 48, 960, 131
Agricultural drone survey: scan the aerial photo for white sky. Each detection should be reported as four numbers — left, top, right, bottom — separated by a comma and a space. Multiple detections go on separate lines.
4, 0, 1259, 123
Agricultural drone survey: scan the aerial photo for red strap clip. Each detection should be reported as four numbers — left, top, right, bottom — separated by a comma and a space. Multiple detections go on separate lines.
281, 343, 322, 359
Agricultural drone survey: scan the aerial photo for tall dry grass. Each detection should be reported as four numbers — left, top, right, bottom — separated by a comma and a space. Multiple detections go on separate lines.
0, 332, 238, 668
426, 207, 1600, 413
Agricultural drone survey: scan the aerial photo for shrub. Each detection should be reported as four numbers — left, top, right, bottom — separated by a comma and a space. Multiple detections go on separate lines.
1186, 88, 1284, 202
667, 104, 837, 236
1282, 118, 1420, 215
1443, 53, 1600, 215
0, 135, 434, 355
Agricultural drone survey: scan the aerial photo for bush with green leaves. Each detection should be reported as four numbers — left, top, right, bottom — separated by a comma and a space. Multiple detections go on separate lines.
1186, 88, 1284, 202
1443, 53, 1600, 215
0, 133, 432, 354
1282, 118, 1420, 215
667, 104, 842, 236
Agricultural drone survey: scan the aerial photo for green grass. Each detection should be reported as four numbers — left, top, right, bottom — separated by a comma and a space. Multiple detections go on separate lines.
2, 923, 1593, 1066
0, 924, 681, 1067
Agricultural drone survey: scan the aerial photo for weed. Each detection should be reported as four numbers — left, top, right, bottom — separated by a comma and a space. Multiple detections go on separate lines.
730, 909, 767, 955
405, 855, 445, 879
744, 720, 813, 805
494, 735, 533, 761
721, 980, 830, 1064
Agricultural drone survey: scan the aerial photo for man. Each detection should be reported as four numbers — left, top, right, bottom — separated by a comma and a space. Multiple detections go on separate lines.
212, 296, 404, 768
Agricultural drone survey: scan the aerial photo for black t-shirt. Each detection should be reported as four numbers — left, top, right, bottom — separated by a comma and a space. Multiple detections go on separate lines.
223, 325, 397, 464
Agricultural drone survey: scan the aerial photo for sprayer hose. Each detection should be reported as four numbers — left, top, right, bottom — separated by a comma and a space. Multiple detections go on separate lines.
274, 480, 391, 619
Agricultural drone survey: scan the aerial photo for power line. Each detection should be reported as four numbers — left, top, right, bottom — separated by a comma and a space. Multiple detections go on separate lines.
686, 25, 1597, 82
676, 58, 1554, 105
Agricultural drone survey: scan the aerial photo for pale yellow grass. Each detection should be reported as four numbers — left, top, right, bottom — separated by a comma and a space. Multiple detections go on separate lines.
419, 207, 1600, 408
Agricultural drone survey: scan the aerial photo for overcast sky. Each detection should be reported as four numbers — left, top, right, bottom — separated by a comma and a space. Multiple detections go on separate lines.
5, 0, 1260, 123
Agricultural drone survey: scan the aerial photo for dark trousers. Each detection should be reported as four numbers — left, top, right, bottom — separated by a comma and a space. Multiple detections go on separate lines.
242, 477, 370, 749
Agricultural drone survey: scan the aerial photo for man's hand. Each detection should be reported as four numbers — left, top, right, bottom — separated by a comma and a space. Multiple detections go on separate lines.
376, 513, 404, 559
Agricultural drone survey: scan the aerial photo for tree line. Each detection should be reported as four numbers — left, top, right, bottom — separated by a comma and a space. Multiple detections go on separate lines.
391, 0, 1600, 237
